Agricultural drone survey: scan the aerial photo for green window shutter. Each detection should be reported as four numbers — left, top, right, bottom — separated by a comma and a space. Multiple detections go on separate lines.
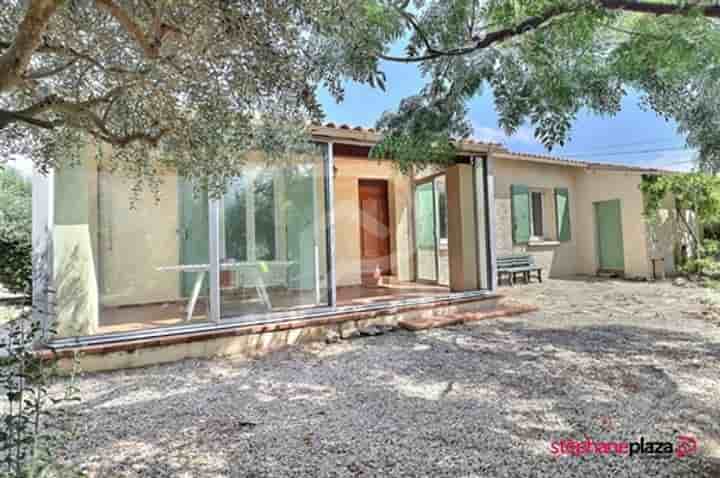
511, 184, 530, 244
555, 187, 571, 242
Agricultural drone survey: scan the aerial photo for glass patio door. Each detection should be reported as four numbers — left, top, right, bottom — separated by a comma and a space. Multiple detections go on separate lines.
414, 176, 449, 284
218, 158, 328, 319
415, 180, 438, 282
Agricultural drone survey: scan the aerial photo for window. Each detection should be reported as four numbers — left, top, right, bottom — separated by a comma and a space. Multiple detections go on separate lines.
222, 171, 277, 262
530, 190, 544, 238
220, 163, 328, 318
512, 184, 559, 244
253, 171, 276, 261
223, 177, 248, 262
436, 176, 448, 243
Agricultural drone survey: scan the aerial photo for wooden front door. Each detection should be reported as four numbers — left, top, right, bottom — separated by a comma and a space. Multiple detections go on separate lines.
359, 179, 391, 280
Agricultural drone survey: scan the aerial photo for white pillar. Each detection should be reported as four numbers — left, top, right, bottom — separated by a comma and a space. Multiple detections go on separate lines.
323, 142, 337, 307
474, 158, 489, 290
208, 198, 221, 322
52, 156, 99, 337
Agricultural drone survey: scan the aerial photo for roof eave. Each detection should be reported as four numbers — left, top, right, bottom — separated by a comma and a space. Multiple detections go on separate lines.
309, 125, 506, 156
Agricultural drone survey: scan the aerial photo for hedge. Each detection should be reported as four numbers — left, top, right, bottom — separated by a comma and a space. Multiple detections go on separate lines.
0, 167, 32, 295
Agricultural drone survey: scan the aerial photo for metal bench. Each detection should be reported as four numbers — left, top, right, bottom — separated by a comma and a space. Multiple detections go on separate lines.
497, 254, 542, 286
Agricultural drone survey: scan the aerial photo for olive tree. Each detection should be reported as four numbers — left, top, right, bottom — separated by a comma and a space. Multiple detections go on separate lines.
0, 0, 391, 193
4, 1, 720, 184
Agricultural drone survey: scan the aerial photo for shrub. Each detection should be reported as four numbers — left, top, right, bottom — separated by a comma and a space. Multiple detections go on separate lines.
1, 304, 82, 477
702, 239, 720, 258
641, 173, 720, 260
0, 167, 32, 295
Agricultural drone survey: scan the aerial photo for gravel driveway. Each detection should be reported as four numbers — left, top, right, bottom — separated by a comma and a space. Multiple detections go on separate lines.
58, 278, 720, 477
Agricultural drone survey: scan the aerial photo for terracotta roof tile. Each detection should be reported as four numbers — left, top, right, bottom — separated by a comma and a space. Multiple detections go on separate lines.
310, 122, 671, 174
313, 122, 504, 148
497, 150, 671, 173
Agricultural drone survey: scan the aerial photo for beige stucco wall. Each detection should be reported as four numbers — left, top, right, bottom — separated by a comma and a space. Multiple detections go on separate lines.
446, 164, 479, 290
493, 157, 579, 278
98, 171, 183, 307
53, 149, 99, 336
574, 169, 651, 279
53, 151, 184, 334
333, 157, 413, 286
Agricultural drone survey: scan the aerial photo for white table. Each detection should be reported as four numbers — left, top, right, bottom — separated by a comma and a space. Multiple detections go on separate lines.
157, 261, 294, 321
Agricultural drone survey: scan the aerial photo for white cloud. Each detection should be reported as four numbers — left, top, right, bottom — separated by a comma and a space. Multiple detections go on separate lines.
472, 124, 537, 145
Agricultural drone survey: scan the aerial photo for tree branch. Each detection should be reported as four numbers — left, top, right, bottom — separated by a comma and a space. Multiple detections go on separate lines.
94, 0, 160, 58
379, 5, 574, 63
101, 129, 170, 147
598, 0, 720, 17
3, 38, 133, 76
0, 87, 126, 130
379, 1, 720, 63
93, 0, 180, 59
41, 41, 141, 75
0, 0, 60, 92
396, 8, 439, 55
0, 109, 60, 129
23, 59, 78, 80
677, 205, 700, 258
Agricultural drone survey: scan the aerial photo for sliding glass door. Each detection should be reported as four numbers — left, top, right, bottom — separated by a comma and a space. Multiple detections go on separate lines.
219, 157, 328, 319
415, 181, 437, 282
414, 175, 449, 285
49, 144, 498, 340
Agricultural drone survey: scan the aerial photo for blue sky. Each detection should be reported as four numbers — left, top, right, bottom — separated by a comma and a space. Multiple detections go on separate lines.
318, 59, 695, 172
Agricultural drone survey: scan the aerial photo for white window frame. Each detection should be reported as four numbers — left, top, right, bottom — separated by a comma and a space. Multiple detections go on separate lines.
434, 175, 449, 248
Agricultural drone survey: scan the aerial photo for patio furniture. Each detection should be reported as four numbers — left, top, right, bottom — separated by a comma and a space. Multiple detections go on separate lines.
497, 254, 542, 286
157, 261, 294, 322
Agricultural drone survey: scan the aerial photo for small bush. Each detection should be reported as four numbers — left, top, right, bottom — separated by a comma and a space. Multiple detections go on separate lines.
683, 240, 720, 277
0, 305, 21, 324
702, 239, 720, 258
0, 167, 32, 295
1, 304, 82, 477
683, 257, 718, 275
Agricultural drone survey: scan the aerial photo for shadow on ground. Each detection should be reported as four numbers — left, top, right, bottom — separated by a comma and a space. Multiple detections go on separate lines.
58, 310, 720, 478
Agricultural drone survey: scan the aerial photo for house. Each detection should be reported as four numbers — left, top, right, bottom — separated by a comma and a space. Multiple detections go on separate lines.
31, 123, 679, 370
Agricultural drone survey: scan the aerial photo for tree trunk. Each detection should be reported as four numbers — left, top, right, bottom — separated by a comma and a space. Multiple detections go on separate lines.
0, 0, 60, 93
677, 207, 700, 259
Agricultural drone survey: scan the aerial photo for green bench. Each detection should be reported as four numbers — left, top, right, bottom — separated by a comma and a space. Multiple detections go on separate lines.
497, 254, 543, 286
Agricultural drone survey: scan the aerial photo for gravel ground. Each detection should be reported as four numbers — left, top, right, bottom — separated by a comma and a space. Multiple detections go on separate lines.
50, 278, 720, 477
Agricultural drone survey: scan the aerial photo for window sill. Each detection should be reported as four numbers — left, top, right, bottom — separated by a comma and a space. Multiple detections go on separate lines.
527, 239, 561, 247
